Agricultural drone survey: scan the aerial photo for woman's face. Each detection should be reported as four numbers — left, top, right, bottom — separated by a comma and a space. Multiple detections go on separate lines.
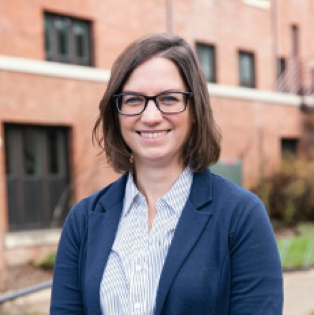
118, 57, 194, 169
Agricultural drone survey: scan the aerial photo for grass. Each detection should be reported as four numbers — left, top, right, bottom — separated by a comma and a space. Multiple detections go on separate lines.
277, 222, 314, 270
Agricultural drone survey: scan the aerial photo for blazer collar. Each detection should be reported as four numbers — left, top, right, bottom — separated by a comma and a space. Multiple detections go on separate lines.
189, 167, 213, 211
97, 173, 128, 212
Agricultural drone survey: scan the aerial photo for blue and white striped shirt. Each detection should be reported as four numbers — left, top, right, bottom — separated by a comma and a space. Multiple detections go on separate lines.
100, 167, 193, 315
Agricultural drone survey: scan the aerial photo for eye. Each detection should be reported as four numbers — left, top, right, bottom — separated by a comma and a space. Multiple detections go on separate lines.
123, 95, 144, 105
159, 94, 178, 104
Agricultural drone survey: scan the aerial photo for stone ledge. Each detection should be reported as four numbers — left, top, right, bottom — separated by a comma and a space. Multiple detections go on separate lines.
5, 229, 61, 249
0, 55, 110, 82
243, 0, 270, 9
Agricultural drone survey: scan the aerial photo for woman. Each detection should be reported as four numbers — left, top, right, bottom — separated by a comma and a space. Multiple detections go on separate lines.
51, 34, 283, 314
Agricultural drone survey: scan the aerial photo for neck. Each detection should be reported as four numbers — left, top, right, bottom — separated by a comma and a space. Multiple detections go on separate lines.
133, 160, 185, 202
132, 159, 186, 230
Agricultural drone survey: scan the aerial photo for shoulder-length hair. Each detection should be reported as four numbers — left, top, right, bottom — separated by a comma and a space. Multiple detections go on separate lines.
93, 33, 221, 173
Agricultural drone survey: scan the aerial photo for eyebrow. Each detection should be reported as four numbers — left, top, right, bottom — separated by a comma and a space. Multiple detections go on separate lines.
121, 89, 185, 94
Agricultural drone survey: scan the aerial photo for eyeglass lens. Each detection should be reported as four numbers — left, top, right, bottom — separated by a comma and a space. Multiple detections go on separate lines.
117, 92, 188, 115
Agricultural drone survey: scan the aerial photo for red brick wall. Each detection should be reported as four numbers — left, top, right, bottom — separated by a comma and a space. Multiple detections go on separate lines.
0, 70, 119, 269
0, 70, 119, 198
1, 0, 313, 268
212, 96, 302, 187
2, 0, 314, 86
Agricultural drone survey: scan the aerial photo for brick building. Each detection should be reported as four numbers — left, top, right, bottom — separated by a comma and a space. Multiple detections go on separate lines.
1, 0, 313, 276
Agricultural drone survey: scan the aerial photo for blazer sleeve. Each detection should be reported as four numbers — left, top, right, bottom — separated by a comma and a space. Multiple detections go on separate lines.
229, 196, 283, 314
50, 203, 87, 314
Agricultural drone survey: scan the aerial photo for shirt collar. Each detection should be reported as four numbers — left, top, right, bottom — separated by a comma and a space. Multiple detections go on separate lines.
122, 172, 140, 217
122, 167, 193, 217
162, 167, 193, 215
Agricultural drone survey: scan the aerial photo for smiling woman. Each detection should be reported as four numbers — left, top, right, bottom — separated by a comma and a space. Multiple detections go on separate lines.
117, 57, 193, 172
50, 34, 283, 314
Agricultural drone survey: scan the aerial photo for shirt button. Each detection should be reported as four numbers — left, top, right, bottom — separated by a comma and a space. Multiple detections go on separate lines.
135, 265, 142, 272
134, 302, 141, 309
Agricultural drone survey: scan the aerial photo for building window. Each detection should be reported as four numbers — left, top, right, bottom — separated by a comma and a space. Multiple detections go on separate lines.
277, 57, 286, 78
239, 51, 255, 88
196, 43, 216, 83
281, 138, 299, 159
4, 124, 71, 231
44, 12, 93, 66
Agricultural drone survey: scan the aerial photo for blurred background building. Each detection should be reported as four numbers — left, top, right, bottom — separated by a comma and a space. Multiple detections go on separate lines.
1, 0, 314, 275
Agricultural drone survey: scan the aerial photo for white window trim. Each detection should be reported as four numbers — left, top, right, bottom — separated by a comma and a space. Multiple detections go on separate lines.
5, 229, 62, 249
243, 0, 270, 9
0, 55, 110, 82
207, 83, 303, 106
0, 54, 304, 106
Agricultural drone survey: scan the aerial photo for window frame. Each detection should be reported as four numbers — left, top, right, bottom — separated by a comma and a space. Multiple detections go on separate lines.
44, 11, 93, 66
4, 124, 71, 231
238, 50, 256, 88
196, 42, 217, 83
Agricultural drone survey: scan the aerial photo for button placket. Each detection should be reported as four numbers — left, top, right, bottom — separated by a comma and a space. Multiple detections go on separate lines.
129, 199, 149, 315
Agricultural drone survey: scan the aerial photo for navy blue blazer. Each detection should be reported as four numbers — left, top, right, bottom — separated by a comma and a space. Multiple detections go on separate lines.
50, 168, 283, 314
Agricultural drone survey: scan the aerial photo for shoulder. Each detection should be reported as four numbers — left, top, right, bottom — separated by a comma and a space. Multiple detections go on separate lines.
203, 170, 269, 233
210, 171, 261, 207
195, 168, 261, 209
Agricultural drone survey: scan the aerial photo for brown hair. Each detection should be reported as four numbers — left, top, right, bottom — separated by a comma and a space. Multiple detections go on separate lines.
93, 33, 221, 173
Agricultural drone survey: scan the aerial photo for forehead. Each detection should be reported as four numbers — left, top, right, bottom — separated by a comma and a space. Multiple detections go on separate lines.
122, 57, 186, 93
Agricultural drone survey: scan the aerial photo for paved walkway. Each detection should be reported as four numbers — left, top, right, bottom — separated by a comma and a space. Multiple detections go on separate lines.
0, 287, 51, 314
284, 268, 314, 315
0, 269, 314, 314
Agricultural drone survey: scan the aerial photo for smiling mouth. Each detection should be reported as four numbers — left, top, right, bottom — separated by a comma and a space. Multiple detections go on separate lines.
137, 130, 170, 138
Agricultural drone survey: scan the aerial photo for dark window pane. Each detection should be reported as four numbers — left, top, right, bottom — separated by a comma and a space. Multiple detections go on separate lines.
281, 138, 299, 158
4, 129, 16, 175
47, 131, 59, 174
24, 180, 43, 225
239, 51, 255, 88
74, 22, 87, 58
277, 57, 286, 77
22, 129, 41, 175
196, 44, 216, 83
55, 17, 70, 56
44, 16, 51, 53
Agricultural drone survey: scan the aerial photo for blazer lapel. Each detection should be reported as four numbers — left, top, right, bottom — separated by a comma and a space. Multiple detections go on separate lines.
155, 169, 213, 315
84, 174, 127, 314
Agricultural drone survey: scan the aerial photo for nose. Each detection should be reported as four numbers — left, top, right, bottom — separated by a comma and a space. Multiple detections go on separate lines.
140, 100, 163, 124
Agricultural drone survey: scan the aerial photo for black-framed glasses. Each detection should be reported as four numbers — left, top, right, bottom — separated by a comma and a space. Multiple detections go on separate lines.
112, 91, 193, 116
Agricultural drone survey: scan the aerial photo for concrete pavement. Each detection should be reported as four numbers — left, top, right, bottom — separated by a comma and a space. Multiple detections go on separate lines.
0, 287, 51, 314
284, 268, 314, 315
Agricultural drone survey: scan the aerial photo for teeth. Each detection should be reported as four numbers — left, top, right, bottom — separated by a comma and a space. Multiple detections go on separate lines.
141, 131, 168, 138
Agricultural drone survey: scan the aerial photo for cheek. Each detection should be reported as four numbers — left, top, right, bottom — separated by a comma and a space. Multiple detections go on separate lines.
118, 117, 131, 134
118, 117, 136, 144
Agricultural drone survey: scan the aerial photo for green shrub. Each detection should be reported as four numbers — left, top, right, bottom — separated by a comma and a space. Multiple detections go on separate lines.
251, 158, 314, 227
33, 253, 56, 269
